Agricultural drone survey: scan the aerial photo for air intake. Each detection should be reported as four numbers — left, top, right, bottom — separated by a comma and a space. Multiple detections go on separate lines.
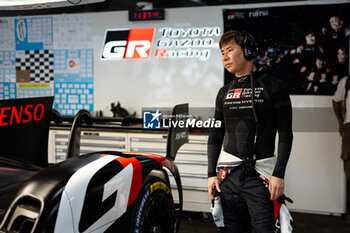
2, 197, 41, 233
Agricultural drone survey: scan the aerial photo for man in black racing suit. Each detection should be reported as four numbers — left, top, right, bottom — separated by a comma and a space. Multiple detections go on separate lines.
207, 30, 293, 233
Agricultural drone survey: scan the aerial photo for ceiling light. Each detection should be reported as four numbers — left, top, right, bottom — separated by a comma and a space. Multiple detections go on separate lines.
0, 0, 105, 10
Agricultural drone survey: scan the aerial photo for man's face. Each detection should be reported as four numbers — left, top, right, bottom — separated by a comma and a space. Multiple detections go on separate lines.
330, 16, 340, 30
221, 41, 247, 75
337, 48, 346, 63
305, 33, 315, 45
316, 58, 323, 69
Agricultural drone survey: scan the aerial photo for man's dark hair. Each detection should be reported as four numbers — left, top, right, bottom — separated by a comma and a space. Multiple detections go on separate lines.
316, 54, 325, 62
219, 30, 255, 50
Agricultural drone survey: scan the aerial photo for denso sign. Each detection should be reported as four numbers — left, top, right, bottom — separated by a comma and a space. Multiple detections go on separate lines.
0, 103, 45, 126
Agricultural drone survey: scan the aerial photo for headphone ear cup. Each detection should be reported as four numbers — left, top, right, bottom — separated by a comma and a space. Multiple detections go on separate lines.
244, 46, 252, 60
243, 34, 258, 61
244, 41, 258, 60
251, 42, 258, 60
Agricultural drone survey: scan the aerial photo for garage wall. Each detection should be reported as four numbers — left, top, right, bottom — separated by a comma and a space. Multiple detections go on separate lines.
1, 0, 349, 214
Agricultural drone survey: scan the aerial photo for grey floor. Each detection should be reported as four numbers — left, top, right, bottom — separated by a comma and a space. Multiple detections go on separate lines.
179, 211, 350, 233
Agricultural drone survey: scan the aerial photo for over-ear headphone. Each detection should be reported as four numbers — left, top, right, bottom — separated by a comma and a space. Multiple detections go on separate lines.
242, 33, 258, 61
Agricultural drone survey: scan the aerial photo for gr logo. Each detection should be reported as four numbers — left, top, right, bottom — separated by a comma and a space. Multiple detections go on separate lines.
101, 28, 155, 59
226, 89, 242, 99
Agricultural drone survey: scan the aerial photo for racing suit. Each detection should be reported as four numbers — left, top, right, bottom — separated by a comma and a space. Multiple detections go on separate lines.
208, 69, 293, 233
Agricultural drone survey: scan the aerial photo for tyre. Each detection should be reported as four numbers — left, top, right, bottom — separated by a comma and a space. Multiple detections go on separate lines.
131, 175, 176, 233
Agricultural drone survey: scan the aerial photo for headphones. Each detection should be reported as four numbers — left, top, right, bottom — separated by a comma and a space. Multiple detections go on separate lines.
242, 33, 258, 61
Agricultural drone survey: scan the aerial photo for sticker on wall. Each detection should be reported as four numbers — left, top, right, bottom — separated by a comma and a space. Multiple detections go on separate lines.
15, 17, 53, 51
54, 49, 93, 82
15, 50, 54, 83
0, 19, 15, 51
67, 58, 80, 73
0, 51, 15, 83
16, 83, 53, 99
0, 82, 15, 99
53, 15, 92, 50
54, 81, 93, 116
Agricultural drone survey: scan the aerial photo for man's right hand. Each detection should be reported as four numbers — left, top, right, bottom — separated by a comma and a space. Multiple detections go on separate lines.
339, 124, 344, 137
207, 176, 221, 199
332, 100, 344, 137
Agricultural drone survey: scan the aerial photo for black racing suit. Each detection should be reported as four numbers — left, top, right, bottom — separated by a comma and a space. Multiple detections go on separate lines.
208, 69, 293, 233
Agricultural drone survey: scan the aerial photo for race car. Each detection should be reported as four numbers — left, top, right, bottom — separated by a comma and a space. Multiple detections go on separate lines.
0, 97, 188, 233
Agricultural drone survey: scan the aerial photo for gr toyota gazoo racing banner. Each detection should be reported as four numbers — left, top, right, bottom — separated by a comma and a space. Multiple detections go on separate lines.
0, 98, 188, 233
101, 27, 221, 61
101, 28, 155, 60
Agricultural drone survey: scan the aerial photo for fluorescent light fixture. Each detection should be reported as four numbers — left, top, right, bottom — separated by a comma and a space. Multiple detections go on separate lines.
0, 0, 105, 10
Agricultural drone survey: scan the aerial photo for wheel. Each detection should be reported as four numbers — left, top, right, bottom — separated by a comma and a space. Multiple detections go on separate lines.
131, 175, 176, 233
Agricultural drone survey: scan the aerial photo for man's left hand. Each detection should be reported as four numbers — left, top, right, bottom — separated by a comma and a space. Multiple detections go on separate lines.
269, 176, 284, 200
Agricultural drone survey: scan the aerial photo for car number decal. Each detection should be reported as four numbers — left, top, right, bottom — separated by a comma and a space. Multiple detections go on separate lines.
54, 154, 133, 233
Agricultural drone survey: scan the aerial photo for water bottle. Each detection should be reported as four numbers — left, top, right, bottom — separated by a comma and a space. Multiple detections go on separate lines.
210, 187, 225, 227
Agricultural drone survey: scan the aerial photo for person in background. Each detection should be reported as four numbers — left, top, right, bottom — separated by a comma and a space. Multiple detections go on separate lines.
326, 16, 348, 64
333, 75, 350, 215
295, 31, 324, 78
306, 56, 327, 93
331, 46, 349, 86
207, 30, 293, 233
317, 27, 329, 49
329, 16, 347, 43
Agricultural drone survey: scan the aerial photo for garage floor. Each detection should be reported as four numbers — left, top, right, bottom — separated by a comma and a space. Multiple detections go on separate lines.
179, 211, 350, 233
